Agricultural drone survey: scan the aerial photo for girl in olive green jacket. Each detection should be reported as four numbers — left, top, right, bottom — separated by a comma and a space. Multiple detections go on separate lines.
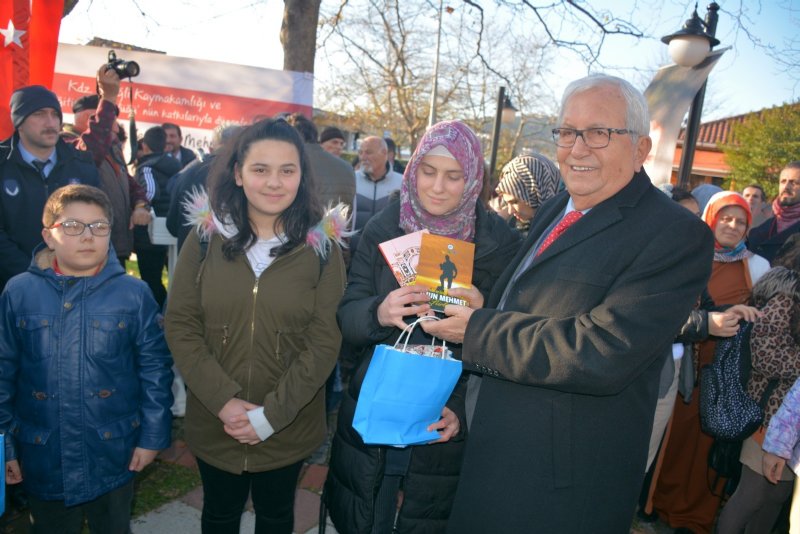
165, 118, 348, 534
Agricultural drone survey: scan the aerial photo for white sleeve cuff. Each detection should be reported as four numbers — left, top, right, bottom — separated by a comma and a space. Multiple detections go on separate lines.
246, 407, 275, 441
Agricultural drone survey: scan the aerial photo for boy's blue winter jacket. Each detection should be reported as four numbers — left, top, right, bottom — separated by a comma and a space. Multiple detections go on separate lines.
0, 245, 173, 506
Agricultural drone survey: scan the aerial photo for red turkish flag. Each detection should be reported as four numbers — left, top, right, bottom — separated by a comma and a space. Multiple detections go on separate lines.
0, 0, 64, 139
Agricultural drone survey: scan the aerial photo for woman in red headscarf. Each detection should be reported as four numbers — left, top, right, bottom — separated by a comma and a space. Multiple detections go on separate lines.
653, 191, 768, 534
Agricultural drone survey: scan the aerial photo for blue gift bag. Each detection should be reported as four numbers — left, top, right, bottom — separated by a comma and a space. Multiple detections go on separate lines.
352, 318, 462, 446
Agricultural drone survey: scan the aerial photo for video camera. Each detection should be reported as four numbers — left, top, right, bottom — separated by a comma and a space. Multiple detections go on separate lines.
107, 50, 140, 79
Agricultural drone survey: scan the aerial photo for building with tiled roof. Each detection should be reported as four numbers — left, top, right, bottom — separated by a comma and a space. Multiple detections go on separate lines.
672, 103, 799, 189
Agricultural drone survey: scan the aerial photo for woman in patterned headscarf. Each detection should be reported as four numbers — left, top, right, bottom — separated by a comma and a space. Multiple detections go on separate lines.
324, 120, 521, 534
495, 153, 561, 235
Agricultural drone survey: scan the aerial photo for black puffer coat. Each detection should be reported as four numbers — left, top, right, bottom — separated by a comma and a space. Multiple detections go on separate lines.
324, 200, 520, 534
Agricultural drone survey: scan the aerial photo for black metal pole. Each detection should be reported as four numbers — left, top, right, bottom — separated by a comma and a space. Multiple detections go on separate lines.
489, 86, 505, 182
678, 85, 707, 189
677, 2, 719, 189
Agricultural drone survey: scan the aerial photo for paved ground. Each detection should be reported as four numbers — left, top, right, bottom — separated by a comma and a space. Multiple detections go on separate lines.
134, 438, 339, 534
1, 423, 677, 534
141, 435, 675, 534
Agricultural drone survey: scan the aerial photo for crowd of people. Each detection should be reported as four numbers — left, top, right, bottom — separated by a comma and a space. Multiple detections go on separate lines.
1, 59, 800, 534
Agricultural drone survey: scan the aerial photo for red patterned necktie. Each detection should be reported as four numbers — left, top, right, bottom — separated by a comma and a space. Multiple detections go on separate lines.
535, 211, 583, 257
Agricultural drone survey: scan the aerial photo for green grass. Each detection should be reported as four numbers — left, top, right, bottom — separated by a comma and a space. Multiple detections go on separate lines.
123, 260, 187, 518
131, 417, 198, 517
131, 460, 201, 517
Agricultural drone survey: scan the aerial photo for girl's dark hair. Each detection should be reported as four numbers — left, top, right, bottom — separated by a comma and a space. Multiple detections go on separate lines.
750, 266, 800, 342
773, 234, 800, 272
207, 118, 322, 260
751, 267, 800, 308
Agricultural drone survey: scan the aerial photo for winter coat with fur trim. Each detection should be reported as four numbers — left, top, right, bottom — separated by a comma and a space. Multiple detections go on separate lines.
165, 200, 348, 473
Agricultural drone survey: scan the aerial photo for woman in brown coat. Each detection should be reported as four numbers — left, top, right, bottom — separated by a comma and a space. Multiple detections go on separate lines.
166, 119, 347, 533
653, 191, 769, 534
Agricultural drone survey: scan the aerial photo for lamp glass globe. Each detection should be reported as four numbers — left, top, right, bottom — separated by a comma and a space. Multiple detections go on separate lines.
668, 35, 710, 67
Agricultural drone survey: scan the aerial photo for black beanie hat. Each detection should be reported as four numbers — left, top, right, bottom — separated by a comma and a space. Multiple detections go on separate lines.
72, 94, 99, 113
9, 85, 62, 129
319, 126, 345, 144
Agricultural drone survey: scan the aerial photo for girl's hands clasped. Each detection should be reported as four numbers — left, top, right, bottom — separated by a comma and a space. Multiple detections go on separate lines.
219, 398, 262, 445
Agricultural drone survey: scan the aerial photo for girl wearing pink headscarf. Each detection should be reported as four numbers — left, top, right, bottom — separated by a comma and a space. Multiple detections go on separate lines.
324, 121, 521, 534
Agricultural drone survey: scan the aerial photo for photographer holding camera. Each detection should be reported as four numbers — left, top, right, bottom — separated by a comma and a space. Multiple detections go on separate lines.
62, 62, 151, 266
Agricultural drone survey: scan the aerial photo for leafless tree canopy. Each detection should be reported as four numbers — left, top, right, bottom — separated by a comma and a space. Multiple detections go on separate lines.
316, 0, 567, 152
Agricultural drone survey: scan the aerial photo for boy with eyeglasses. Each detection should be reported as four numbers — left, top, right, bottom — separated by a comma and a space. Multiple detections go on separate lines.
0, 184, 173, 533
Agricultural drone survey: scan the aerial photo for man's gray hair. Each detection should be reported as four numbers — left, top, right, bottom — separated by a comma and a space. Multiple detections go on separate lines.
558, 74, 650, 138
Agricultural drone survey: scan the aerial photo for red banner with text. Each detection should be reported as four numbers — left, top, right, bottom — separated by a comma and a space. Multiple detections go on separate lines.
54, 43, 313, 154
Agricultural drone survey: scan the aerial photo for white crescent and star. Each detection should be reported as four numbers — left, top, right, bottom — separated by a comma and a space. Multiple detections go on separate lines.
1, 20, 25, 48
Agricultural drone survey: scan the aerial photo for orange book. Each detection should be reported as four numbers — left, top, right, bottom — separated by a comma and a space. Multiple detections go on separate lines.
378, 230, 428, 286
415, 233, 475, 311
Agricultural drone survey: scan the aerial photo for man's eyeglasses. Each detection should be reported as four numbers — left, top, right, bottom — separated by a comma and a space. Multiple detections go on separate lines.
49, 220, 112, 237
552, 127, 634, 149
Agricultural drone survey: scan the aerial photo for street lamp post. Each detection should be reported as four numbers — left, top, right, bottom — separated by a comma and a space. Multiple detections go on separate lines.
428, 0, 444, 128
661, 2, 720, 189
488, 87, 517, 181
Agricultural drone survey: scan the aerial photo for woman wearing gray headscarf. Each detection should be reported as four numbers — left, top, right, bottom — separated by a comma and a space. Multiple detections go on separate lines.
691, 183, 723, 214
495, 153, 561, 235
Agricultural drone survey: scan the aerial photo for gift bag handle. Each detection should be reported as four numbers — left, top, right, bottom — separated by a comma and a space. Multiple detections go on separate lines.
393, 316, 448, 355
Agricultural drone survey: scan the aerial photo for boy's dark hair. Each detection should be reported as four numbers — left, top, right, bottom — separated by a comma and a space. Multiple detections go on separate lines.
670, 186, 694, 203
43, 184, 114, 227
161, 122, 182, 138
384, 137, 397, 155
208, 118, 322, 260
286, 113, 318, 144
142, 126, 167, 154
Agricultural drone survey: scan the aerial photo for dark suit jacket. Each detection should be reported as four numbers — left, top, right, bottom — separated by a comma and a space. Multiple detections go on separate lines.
177, 146, 197, 169
747, 216, 800, 263
166, 155, 214, 251
447, 171, 713, 533
305, 143, 356, 214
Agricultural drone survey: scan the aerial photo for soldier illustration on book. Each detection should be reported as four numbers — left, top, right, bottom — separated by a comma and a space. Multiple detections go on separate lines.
438, 254, 458, 291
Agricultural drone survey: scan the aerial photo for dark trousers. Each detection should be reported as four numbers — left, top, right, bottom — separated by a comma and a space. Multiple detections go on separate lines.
136, 245, 168, 308
27, 480, 134, 534
370, 448, 412, 534
196, 457, 302, 534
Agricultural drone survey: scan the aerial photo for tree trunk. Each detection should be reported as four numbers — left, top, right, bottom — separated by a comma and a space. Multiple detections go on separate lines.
281, 0, 321, 73
63, 0, 80, 18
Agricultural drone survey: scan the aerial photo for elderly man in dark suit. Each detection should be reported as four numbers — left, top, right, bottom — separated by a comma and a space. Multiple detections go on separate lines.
422, 74, 714, 533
